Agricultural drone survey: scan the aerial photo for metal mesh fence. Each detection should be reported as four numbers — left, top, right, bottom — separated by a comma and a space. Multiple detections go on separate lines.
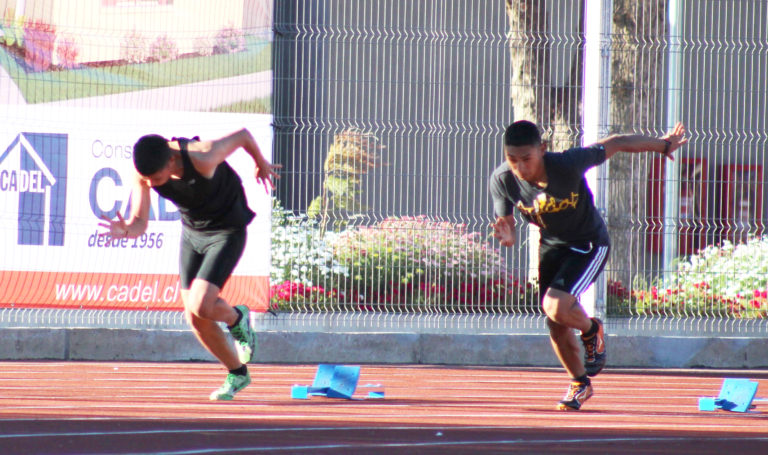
604, 0, 768, 333
1, 0, 766, 335
272, 0, 768, 334
272, 0, 532, 332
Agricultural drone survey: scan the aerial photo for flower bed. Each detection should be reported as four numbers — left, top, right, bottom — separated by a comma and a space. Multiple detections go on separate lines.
269, 204, 539, 313
608, 237, 768, 318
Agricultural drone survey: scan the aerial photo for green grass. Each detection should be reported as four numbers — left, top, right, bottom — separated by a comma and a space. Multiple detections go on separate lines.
0, 38, 271, 104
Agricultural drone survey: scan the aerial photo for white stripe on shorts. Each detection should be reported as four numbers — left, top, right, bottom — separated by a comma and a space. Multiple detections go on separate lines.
570, 245, 609, 297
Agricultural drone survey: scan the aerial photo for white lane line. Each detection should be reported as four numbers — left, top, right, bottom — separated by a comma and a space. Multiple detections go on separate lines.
0, 414, 761, 433
2, 425, 766, 440
1, 425, 502, 439
0, 401, 724, 414
119, 436, 768, 455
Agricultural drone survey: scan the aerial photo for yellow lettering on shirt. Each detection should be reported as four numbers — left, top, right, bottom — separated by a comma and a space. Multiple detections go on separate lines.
516, 192, 579, 228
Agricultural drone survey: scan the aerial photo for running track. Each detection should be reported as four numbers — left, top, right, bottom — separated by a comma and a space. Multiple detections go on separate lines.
0, 362, 767, 454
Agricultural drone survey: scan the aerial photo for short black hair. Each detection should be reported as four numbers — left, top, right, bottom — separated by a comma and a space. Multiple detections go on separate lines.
503, 120, 542, 147
133, 134, 170, 176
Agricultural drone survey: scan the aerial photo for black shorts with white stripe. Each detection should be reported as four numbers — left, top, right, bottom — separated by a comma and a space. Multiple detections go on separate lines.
538, 242, 610, 301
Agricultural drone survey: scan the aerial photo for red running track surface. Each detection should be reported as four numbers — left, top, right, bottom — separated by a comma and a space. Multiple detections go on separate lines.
0, 362, 767, 454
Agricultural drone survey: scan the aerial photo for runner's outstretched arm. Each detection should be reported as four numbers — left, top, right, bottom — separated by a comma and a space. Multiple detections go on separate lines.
188, 129, 281, 192
599, 122, 688, 160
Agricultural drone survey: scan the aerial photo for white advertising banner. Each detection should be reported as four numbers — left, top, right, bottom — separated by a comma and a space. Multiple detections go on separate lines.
0, 106, 272, 310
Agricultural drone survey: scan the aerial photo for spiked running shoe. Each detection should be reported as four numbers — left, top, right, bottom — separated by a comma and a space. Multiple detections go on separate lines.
209, 372, 251, 401
557, 381, 593, 411
229, 305, 257, 364
581, 317, 606, 377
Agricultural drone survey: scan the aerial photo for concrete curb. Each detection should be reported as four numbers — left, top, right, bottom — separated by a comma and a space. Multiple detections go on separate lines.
2, 329, 768, 369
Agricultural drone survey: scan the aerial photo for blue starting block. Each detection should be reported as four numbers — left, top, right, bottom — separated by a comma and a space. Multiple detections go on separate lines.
360, 383, 386, 399
324, 365, 360, 398
699, 378, 760, 413
291, 364, 362, 400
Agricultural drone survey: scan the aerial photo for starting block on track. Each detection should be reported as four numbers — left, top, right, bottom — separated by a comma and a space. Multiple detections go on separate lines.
699, 378, 760, 413
291, 364, 384, 400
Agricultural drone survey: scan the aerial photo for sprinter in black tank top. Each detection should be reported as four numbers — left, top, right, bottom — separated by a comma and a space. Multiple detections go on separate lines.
489, 120, 687, 411
99, 129, 280, 401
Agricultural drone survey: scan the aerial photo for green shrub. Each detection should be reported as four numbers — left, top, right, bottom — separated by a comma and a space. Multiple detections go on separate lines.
608, 237, 768, 318
149, 35, 178, 63
269, 202, 539, 313
55, 34, 79, 69
193, 36, 214, 56
23, 19, 55, 71
120, 30, 148, 64
213, 25, 245, 54
329, 216, 538, 312
269, 198, 347, 282
269, 197, 355, 311
307, 129, 384, 234
1, 10, 25, 48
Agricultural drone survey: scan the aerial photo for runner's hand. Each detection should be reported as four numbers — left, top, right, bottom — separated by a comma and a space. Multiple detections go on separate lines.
98, 212, 129, 239
660, 122, 688, 160
255, 163, 282, 193
491, 216, 516, 247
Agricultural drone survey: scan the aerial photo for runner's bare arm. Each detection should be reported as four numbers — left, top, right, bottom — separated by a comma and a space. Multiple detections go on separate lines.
598, 122, 688, 160
187, 129, 281, 191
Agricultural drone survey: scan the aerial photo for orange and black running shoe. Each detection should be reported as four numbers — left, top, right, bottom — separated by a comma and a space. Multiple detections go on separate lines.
581, 317, 606, 377
557, 381, 594, 411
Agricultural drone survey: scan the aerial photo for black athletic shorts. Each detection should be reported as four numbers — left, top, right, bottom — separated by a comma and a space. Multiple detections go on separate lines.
179, 227, 247, 290
538, 242, 610, 302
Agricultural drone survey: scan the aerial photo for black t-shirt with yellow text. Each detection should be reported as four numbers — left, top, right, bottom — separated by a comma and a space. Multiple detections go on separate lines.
489, 144, 609, 248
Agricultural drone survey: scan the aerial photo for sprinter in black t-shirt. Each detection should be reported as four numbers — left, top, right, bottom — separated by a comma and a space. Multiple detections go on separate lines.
489, 120, 687, 410
99, 129, 280, 401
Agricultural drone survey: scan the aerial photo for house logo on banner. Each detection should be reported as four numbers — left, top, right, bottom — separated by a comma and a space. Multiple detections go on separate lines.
0, 133, 68, 246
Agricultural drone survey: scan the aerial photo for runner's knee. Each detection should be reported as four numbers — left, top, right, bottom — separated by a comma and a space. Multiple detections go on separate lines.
541, 289, 577, 323
546, 316, 569, 336
542, 296, 567, 322
183, 287, 220, 320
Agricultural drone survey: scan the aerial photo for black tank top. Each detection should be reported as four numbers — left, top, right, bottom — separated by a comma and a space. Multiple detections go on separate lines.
152, 137, 255, 231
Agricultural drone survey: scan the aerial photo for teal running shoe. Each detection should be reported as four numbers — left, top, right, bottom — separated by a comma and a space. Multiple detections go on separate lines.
229, 305, 257, 364
209, 372, 251, 401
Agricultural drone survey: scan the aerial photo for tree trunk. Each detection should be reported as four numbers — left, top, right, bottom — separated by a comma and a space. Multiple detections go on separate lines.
506, 0, 585, 282
506, 0, 667, 299
505, 0, 584, 153
606, 0, 666, 288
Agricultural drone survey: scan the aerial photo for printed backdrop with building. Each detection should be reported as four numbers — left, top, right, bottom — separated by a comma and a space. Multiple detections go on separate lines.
0, 106, 272, 311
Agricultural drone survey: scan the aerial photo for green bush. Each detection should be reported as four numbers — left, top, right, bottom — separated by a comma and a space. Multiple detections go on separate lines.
270, 197, 347, 281
269, 197, 358, 311
269, 203, 539, 313
608, 237, 768, 318
149, 35, 178, 63
23, 19, 55, 71
307, 129, 384, 233
1, 10, 25, 48
329, 216, 538, 312
214, 25, 245, 54
55, 34, 79, 69
120, 30, 149, 64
